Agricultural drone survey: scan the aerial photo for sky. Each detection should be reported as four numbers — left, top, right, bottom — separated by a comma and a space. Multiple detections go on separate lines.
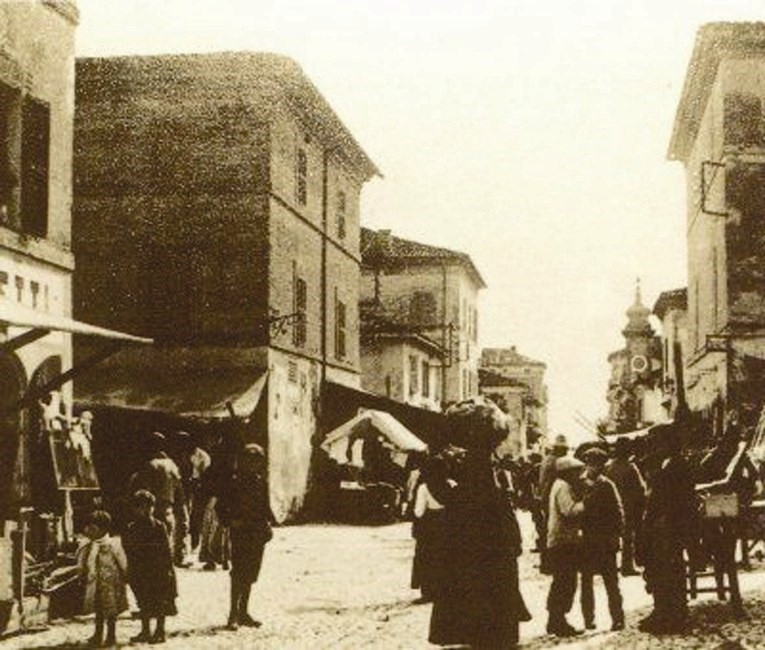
75, 0, 764, 442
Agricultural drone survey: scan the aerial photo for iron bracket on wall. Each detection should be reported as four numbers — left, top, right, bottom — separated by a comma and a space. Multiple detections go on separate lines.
701, 160, 729, 218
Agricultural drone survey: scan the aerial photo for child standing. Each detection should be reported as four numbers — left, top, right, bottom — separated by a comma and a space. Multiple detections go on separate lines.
123, 490, 178, 644
77, 510, 129, 647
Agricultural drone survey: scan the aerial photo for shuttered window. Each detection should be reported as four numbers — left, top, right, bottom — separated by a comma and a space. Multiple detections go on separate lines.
21, 96, 50, 237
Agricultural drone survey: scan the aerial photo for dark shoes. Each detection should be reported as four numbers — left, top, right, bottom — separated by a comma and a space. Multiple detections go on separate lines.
226, 616, 239, 631
547, 619, 583, 637
239, 613, 262, 628
584, 620, 596, 630
612, 619, 625, 631
130, 630, 152, 643
149, 630, 166, 644
638, 614, 685, 634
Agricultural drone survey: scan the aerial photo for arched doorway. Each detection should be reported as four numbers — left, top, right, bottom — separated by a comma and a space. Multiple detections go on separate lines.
0, 352, 27, 521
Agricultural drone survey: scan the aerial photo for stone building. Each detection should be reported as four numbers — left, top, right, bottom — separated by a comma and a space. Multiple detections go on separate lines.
0, 1, 152, 633
604, 284, 664, 433
668, 22, 765, 433
359, 300, 444, 412
72, 53, 378, 521
360, 228, 485, 405
479, 346, 548, 450
653, 288, 689, 419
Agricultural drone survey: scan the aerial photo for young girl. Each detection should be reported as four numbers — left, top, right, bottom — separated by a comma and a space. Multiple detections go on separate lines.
77, 510, 129, 647
123, 490, 178, 644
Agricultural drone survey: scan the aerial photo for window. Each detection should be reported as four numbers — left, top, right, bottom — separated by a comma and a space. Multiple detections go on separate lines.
335, 293, 347, 359
292, 267, 307, 348
473, 308, 478, 342
409, 291, 437, 325
724, 92, 763, 147
422, 360, 430, 398
462, 368, 469, 399
21, 96, 50, 237
336, 190, 346, 239
287, 360, 298, 383
409, 355, 419, 396
0, 84, 19, 228
296, 148, 307, 205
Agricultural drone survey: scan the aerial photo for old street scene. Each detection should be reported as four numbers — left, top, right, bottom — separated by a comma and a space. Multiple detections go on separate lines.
6, 2, 765, 649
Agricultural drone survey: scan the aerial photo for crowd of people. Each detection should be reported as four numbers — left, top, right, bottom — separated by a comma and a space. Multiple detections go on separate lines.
74, 431, 272, 646
408, 406, 705, 647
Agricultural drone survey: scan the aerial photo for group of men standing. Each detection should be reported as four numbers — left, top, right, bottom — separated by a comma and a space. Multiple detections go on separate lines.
537, 428, 696, 636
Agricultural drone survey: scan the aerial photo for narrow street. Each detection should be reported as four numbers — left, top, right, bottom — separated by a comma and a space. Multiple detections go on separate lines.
6, 515, 765, 649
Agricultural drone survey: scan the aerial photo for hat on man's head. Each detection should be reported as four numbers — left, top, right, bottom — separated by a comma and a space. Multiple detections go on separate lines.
583, 447, 609, 465
552, 434, 569, 449
555, 457, 584, 473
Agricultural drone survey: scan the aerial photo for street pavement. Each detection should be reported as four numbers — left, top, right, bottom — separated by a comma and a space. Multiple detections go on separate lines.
4, 513, 765, 649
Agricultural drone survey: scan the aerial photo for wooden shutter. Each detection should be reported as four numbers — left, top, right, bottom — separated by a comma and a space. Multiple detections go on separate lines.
21, 97, 49, 237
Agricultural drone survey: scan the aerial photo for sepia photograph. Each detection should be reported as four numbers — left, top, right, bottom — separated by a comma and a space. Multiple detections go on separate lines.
1, 0, 765, 647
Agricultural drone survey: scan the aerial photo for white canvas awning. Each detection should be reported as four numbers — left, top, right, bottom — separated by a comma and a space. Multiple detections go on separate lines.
321, 409, 427, 467
0, 298, 152, 343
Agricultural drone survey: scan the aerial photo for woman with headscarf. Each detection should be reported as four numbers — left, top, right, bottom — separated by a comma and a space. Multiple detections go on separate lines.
429, 398, 531, 648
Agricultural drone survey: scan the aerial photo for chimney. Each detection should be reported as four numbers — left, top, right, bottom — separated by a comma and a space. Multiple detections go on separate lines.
377, 229, 392, 254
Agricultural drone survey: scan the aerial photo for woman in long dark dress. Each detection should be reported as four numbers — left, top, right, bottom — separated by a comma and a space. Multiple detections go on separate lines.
429, 398, 531, 648
123, 490, 178, 644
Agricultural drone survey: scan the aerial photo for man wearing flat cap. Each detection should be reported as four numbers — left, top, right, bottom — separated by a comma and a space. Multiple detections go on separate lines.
537, 434, 569, 572
580, 447, 625, 631
217, 443, 273, 630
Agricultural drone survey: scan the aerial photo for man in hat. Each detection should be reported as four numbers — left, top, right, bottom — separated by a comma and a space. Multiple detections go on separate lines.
640, 425, 696, 634
217, 443, 273, 630
580, 447, 625, 631
605, 438, 646, 576
545, 456, 585, 637
129, 432, 185, 563
537, 434, 569, 571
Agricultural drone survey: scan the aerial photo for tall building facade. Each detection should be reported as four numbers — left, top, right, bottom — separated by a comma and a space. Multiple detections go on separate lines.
653, 288, 689, 420
668, 23, 765, 432
73, 53, 378, 521
360, 228, 485, 405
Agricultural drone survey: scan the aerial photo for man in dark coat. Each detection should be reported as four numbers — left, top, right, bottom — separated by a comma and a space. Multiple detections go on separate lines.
639, 425, 697, 634
580, 448, 625, 631
605, 438, 646, 575
217, 443, 273, 630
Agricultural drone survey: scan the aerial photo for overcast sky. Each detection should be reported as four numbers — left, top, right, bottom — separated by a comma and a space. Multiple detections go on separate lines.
75, 0, 763, 442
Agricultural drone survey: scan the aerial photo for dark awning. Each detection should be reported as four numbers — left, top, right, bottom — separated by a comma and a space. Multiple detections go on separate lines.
75, 346, 267, 420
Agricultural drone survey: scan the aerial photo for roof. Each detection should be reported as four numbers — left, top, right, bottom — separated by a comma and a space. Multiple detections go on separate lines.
361, 228, 487, 289
481, 347, 546, 368
321, 409, 427, 466
76, 52, 380, 181
668, 22, 765, 162
75, 346, 267, 420
478, 368, 530, 389
653, 288, 688, 320
0, 298, 152, 343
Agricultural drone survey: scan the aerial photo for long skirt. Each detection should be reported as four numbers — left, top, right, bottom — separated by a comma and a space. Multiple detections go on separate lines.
199, 497, 230, 566
429, 556, 529, 648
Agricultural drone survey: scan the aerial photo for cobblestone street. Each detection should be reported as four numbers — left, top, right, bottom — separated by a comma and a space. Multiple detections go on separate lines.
5, 516, 765, 649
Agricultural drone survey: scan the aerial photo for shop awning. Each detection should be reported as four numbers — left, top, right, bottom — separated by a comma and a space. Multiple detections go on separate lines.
74, 346, 267, 420
0, 298, 152, 343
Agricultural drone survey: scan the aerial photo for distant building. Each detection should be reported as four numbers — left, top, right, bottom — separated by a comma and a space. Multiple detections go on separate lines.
359, 301, 444, 411
360, 228, 485, 405
479, 346, 548, 450
72, 53, 379, 521
668, 23, 765, 433
604, 284, 664, 433
653, 288, 689, 420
